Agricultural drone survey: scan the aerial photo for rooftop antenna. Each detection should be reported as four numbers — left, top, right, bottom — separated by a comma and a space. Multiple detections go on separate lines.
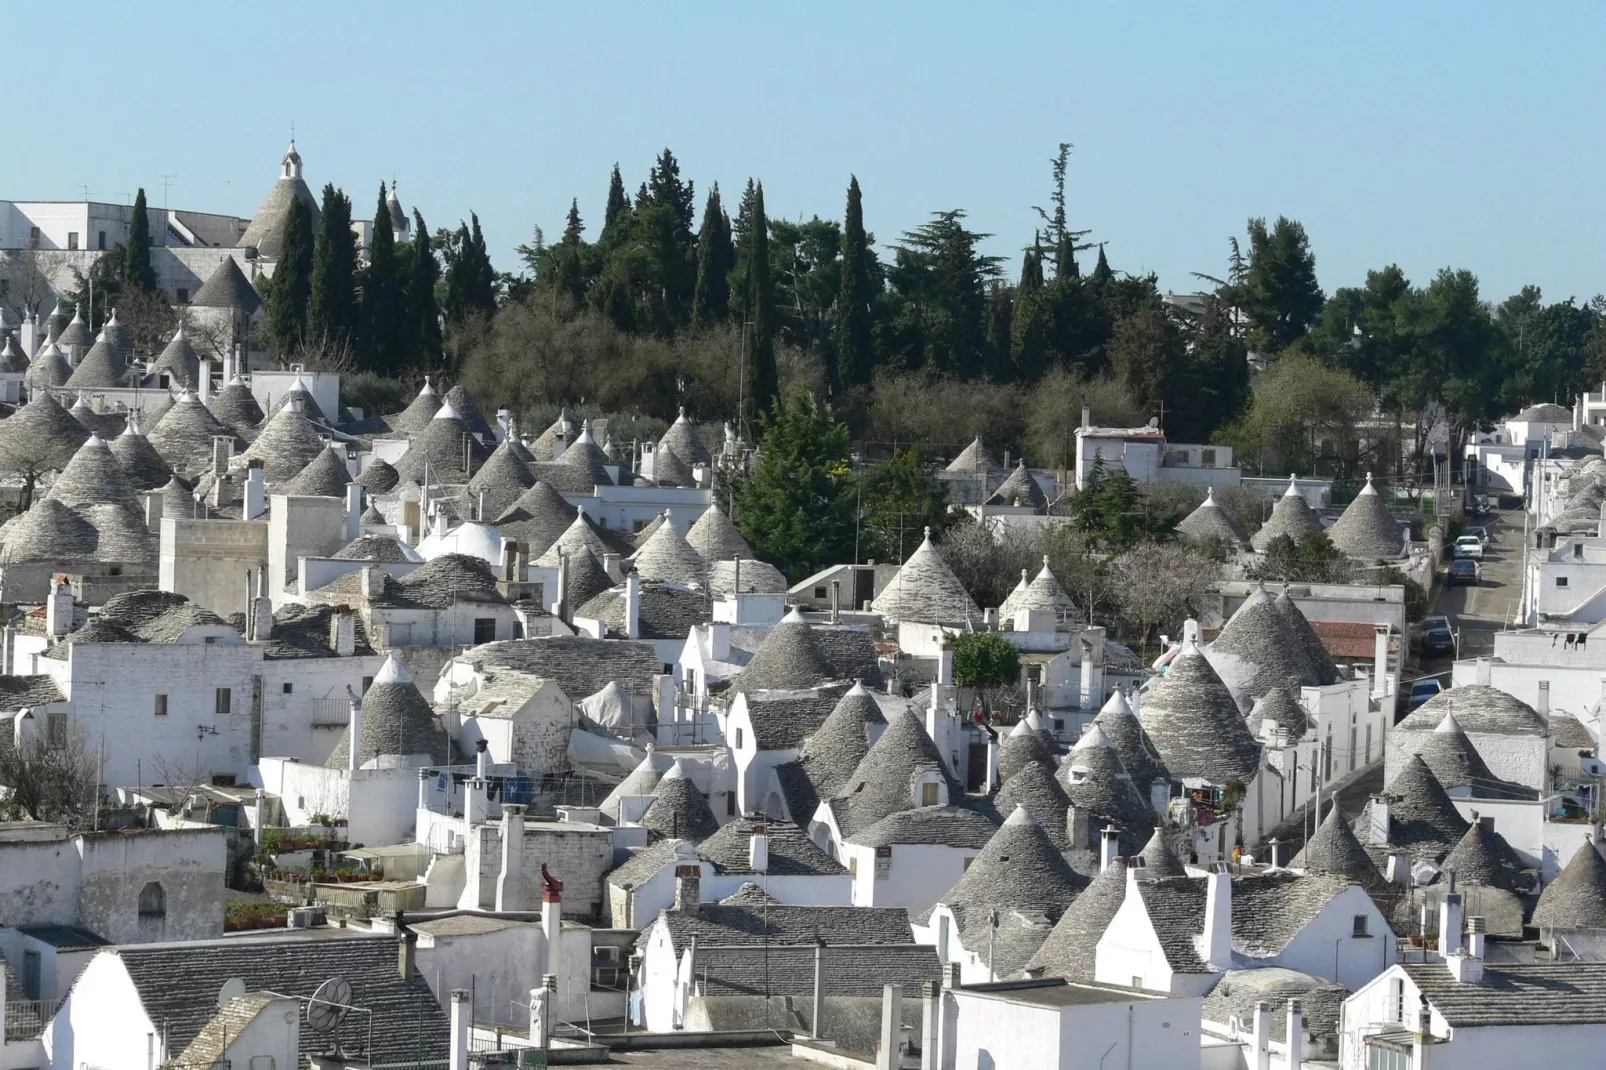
159, 174, 177, 211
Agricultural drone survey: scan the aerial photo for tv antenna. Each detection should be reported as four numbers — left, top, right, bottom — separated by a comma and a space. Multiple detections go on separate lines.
159, 174, 177, 210
307, 976, 354, 1048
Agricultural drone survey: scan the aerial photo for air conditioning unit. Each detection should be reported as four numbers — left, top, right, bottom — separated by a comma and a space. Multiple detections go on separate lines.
287, 906, 326, 929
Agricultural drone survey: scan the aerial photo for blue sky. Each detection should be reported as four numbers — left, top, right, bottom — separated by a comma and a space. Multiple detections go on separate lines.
6, 2, 1601, 303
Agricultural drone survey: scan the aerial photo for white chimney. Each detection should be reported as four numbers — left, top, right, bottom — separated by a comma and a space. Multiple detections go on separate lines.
602, 552, 622, 582
465, 776, 490, 826
1284, 999, 1304, 1070
1476, 656, 1492, 686
252, 567, 273, 641
495, 804, 526, 911
624, 571, 642, 640
331, 608, 356, 656
1266, 838, 1282, 870
448, 991, 469, 1070
475, 737, 491, 778
749, 828, 769, 874
346, 688, 362, 773
1250, 1000, 1270, 1070
46, 580, 73, 638
198, 358, 213, 403
1, 624, 12, 676
1537, 680, 1551, 720
542, 879, 564, 980
937, 637, 954, 687
243, 461, 266, 521
1373, 624, 1390, 693
345, 483, 363, 540
1202, 862, 1233, 970
1440, 889, 1464, 959
1369, 794, 1391, 846
1099, 825, 1119, 872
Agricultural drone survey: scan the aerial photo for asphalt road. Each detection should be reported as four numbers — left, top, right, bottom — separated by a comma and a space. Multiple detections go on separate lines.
1425, 508, 1524, 668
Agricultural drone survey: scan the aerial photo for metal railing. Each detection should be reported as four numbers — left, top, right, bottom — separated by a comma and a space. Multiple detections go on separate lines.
5, 998, 62, 1040
311, 693, 350, 727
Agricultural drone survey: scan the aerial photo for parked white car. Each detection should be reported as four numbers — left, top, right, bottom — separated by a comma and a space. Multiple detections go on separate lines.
1453, 535, 1484, 560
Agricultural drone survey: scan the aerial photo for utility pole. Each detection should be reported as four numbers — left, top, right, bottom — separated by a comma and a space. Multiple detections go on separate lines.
159, 174, 177, 210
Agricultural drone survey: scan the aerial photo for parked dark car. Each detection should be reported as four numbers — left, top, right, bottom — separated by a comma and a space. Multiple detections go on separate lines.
1422, 626, 1456, 658
1448, 558, 1480, 586
1408, 678, 1444, 710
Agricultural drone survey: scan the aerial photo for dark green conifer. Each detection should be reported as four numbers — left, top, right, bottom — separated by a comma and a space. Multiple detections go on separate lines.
835, 176, 877, 388
308, 184, 359, 355
407, 210, 443, 368
267, 194, 314, 356
361, 182, 402, 373
123, 188, 156, 292
691, 185, 734, 328
742, 183, 779, 429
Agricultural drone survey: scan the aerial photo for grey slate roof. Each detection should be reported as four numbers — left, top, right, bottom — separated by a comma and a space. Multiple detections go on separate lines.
659, 410, 712, 466
209, 378, 264, 431
1139, 826, 1188, 878
732, 610, 835, 693
651, 445, 696, 487
67, 394, 126, 437
1250, 478, 1324, 552
23, 341, 70, 388
0, 389, 88, 468
56, 310, 92, 352
1532, 840, 1606, 930
774, 684, 889, 824
608, 837, 688, 890
387, 380, 443, 434
827, 708, 964, 838
1021, 857, 1128, 981
1246, 688, 1312, 744
1, 498, 99, 563
986, 461, 1048, 510
998, 557, 1084, 625
0, 674, 68, 707
576, 579, 708, 641
629, 515, 706, 583
333, 534, 421, 564
1139, 641, 1261, 783
1356, 755, 1469, 866
47, 433, 140, 510
1208, 585, 1337, 701
993, 761, 1073, 852
692, 944, 941, 1002
149, 325, 201, 390
258, 603, 376, 660
686, 502, 752, 561
534, 508, 626, 568
698, 816, 845, 877
1176, 488, 1250, 550
190, 256, 263, 313
1093, 692, 1165, 792
656, 902, 915, 953
1326, 475, 1405, 559
242, 401, 334, 484
1273, 589, 1341, 682
738, 692, 842, 752
845, 805, 998, 850
812, 626, 885, 689
945, 436, 1003, 475
443, 385, 493, 439
116, 933, 447, 1066
1412, 711, 1537, 800
467, 438, 535, 519
492, 480, 576, 558
392, 404, 489, 485
870, 529, 981, 625
1552, 714, 1595, 750
533, 428, 614, 492
83, 502, 157, 564
109, 419, 174, 490
237, 160, 321, 259
1201, 968, 1347, 1048
1515, 402, 1572, 423
631, 512, 666, 549
1397, 685, 1546, 736
65, 331, 130, 389
1058, 725, 1155, 856
326, 657, 449, 767
148, 391, 237, 476
467, 636, 665, 701
355, 457, 400, 493
710, 558, 789, 598
1401, 961, 1606, 1026
640, 762, 721, 841
917, 806, 1088, 978
1438, 821, 1524, 891
997, 723, 1057, 783
1291, 805, 1382, 886
278, 446, 351, 497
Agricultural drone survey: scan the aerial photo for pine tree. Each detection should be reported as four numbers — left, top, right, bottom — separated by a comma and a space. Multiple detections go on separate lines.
267, 194, 314, 356
1012, 239, 1048, 380
984, 283, 1014, 381
443, 214, 497, 328
308, 184, 359, 356
729, 179, 758, 324
742, 183, 779, 429
1055, 230, 1078, 280
1093, 243, 1113, 282
731, 391, 856, 578
835, 175, 877, 388
553, 199, 587, 306
360, 182, 402, 373
600, 164, 631, 249
562, 199, 584, 245
691, 185, 734, 328
123, 188, 156, 292
465, 214, 497, 316
407, 210, 443, 369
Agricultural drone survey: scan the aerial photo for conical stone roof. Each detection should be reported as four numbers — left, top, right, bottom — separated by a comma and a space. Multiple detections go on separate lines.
1291, 805, 1381, 885
830, 708, 964, 839
355, 457, 399, 493
393, 402, 488, 485
240, 399, 329, 483
493, 481, 578, 559
209, 377, 264, 431
0, 336, 28, 375
23, 341, 70, 388
149, 325, 201, 389
1356, 755, 1468, 865
100, 309, 132, 357
659, 409, 712, 466
710, 558, 788, 598
148, 390, 236, 476
652, 445, 696, 488
946, 435, 1003, 475
1440, 821, 1521, 891
1176, 487, 1249, 550
1412, 711, 1533, 800
1208, 584, 1334, 702
83, 502, 157, 564
109, 416, 174, 490
279, 446, 352, 497
1533, 839, 1606, 931
1058, 725, 1154, 856
560, 547, 616, 616
986, 460, 1048, 510
998, 556, 1084, 626
797, 684, 885, 792
870, 528, 981, 625
47, 433, 140, 510
191, 256, 263, 314
56, 309, 92, 353
1246, 687, 1311, 744
1273, 589, 1341, 683
1022, 854, 1128, 981
443, 385, 493, 439
1251, 476, 1324, 552
687, 502, 752, 562
639, 760, 720, 841
997, 720, 1057, 783
466, 438, 534, 520
1139, 638, 1260, 783
600, 748, 673, 822
994, 761, 1072, 851
631, 512, 666, 549
732, 608, 834, 693
534, 507, 617, 569
1327, 474, 1405, 559
0, 390, 88, 468
542, 423, 614, 492
1092, 690, 1165, 791
326, 656, 448, 767
155, 477, 199, 523
67, 393, 123, 437
387, 378, 443, 434
629, 512, 706, 583
266, 376, 327, 423
238, 145, 321, 259
1139, 826, 1188, 878
65, 330, 130, 389
0, 498, 99, 563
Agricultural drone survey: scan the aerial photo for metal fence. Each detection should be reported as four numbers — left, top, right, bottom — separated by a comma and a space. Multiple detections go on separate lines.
5, 998, 62, 1041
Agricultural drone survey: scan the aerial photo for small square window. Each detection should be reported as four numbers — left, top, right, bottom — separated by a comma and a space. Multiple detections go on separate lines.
176, 287, 189, 304
734, 727, 744, 750
214, 687, 231, 714
154, 694, 168, 717
473, 617, 497, 645
282, 682, 293, 694
814, 587, 827, 599
1558, 577, 1570, 588
1352, 914, 1369, 937
920, 781, 939, 807
1201, 448, 1216, 468
962, 856, 975, 871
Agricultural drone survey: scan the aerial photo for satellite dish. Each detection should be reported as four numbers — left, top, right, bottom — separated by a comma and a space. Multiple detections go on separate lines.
307, 976, 354, 1034
217, 978, 247, 1008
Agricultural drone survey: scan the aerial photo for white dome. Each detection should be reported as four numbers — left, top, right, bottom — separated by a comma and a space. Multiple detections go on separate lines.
416, 520, 505, 567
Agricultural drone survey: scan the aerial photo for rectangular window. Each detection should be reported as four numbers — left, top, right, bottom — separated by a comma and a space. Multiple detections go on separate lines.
473, 617, 497, 645
362, 676, 374, 692
814, 587, 827, 599
176, 287, 189, 304
1392, 977, 1405, 1022
1201, 448, 1216, 468
215, 687, 232, 715
282, 682, 293, 694
46, 713, 68, 747
28, 225, 40, 247
735, 727, 744, 750
848, 856, 857, 878
1576, 543, 1586, 559
962, 856, 975, 871
1558, 577, 1570, 587
154, 694, 168, 717
97, 230, 106, 251
920, 782, 939, 807
67, 232, 79, 250
1352, 914, 1369, 937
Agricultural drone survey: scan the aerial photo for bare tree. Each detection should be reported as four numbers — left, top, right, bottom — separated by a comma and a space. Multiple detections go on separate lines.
0, 721, 102, 830
1111, 543, 1222, 651
113, 284, 179, 357
0, 249, 69, 322
0, 416, 85, 510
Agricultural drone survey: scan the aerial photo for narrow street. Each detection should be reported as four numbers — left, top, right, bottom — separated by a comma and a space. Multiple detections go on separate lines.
1421, 508, 1525, 673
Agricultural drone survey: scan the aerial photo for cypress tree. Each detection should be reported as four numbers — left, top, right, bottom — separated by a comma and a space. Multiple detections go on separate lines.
600, 164, 630, 248
1012, 240, 1048, 380
465, 214, 497, 317
361, 182, 402, 373
407, 209, 443, 369
984, 284, 1014, 381
834, 176, 876, 388
691, 185, 734, 328
267, 195, 314, 357
443, 214, 497, 328
554, 199, 587, 306
1055, 230, 1078, 279
123, 188, 156, 292
742, 183, 779, 429
728, 179, 758, 324
308, 184, 359, 356
1093, 243, 1113, 282
562, 199, 584, 245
